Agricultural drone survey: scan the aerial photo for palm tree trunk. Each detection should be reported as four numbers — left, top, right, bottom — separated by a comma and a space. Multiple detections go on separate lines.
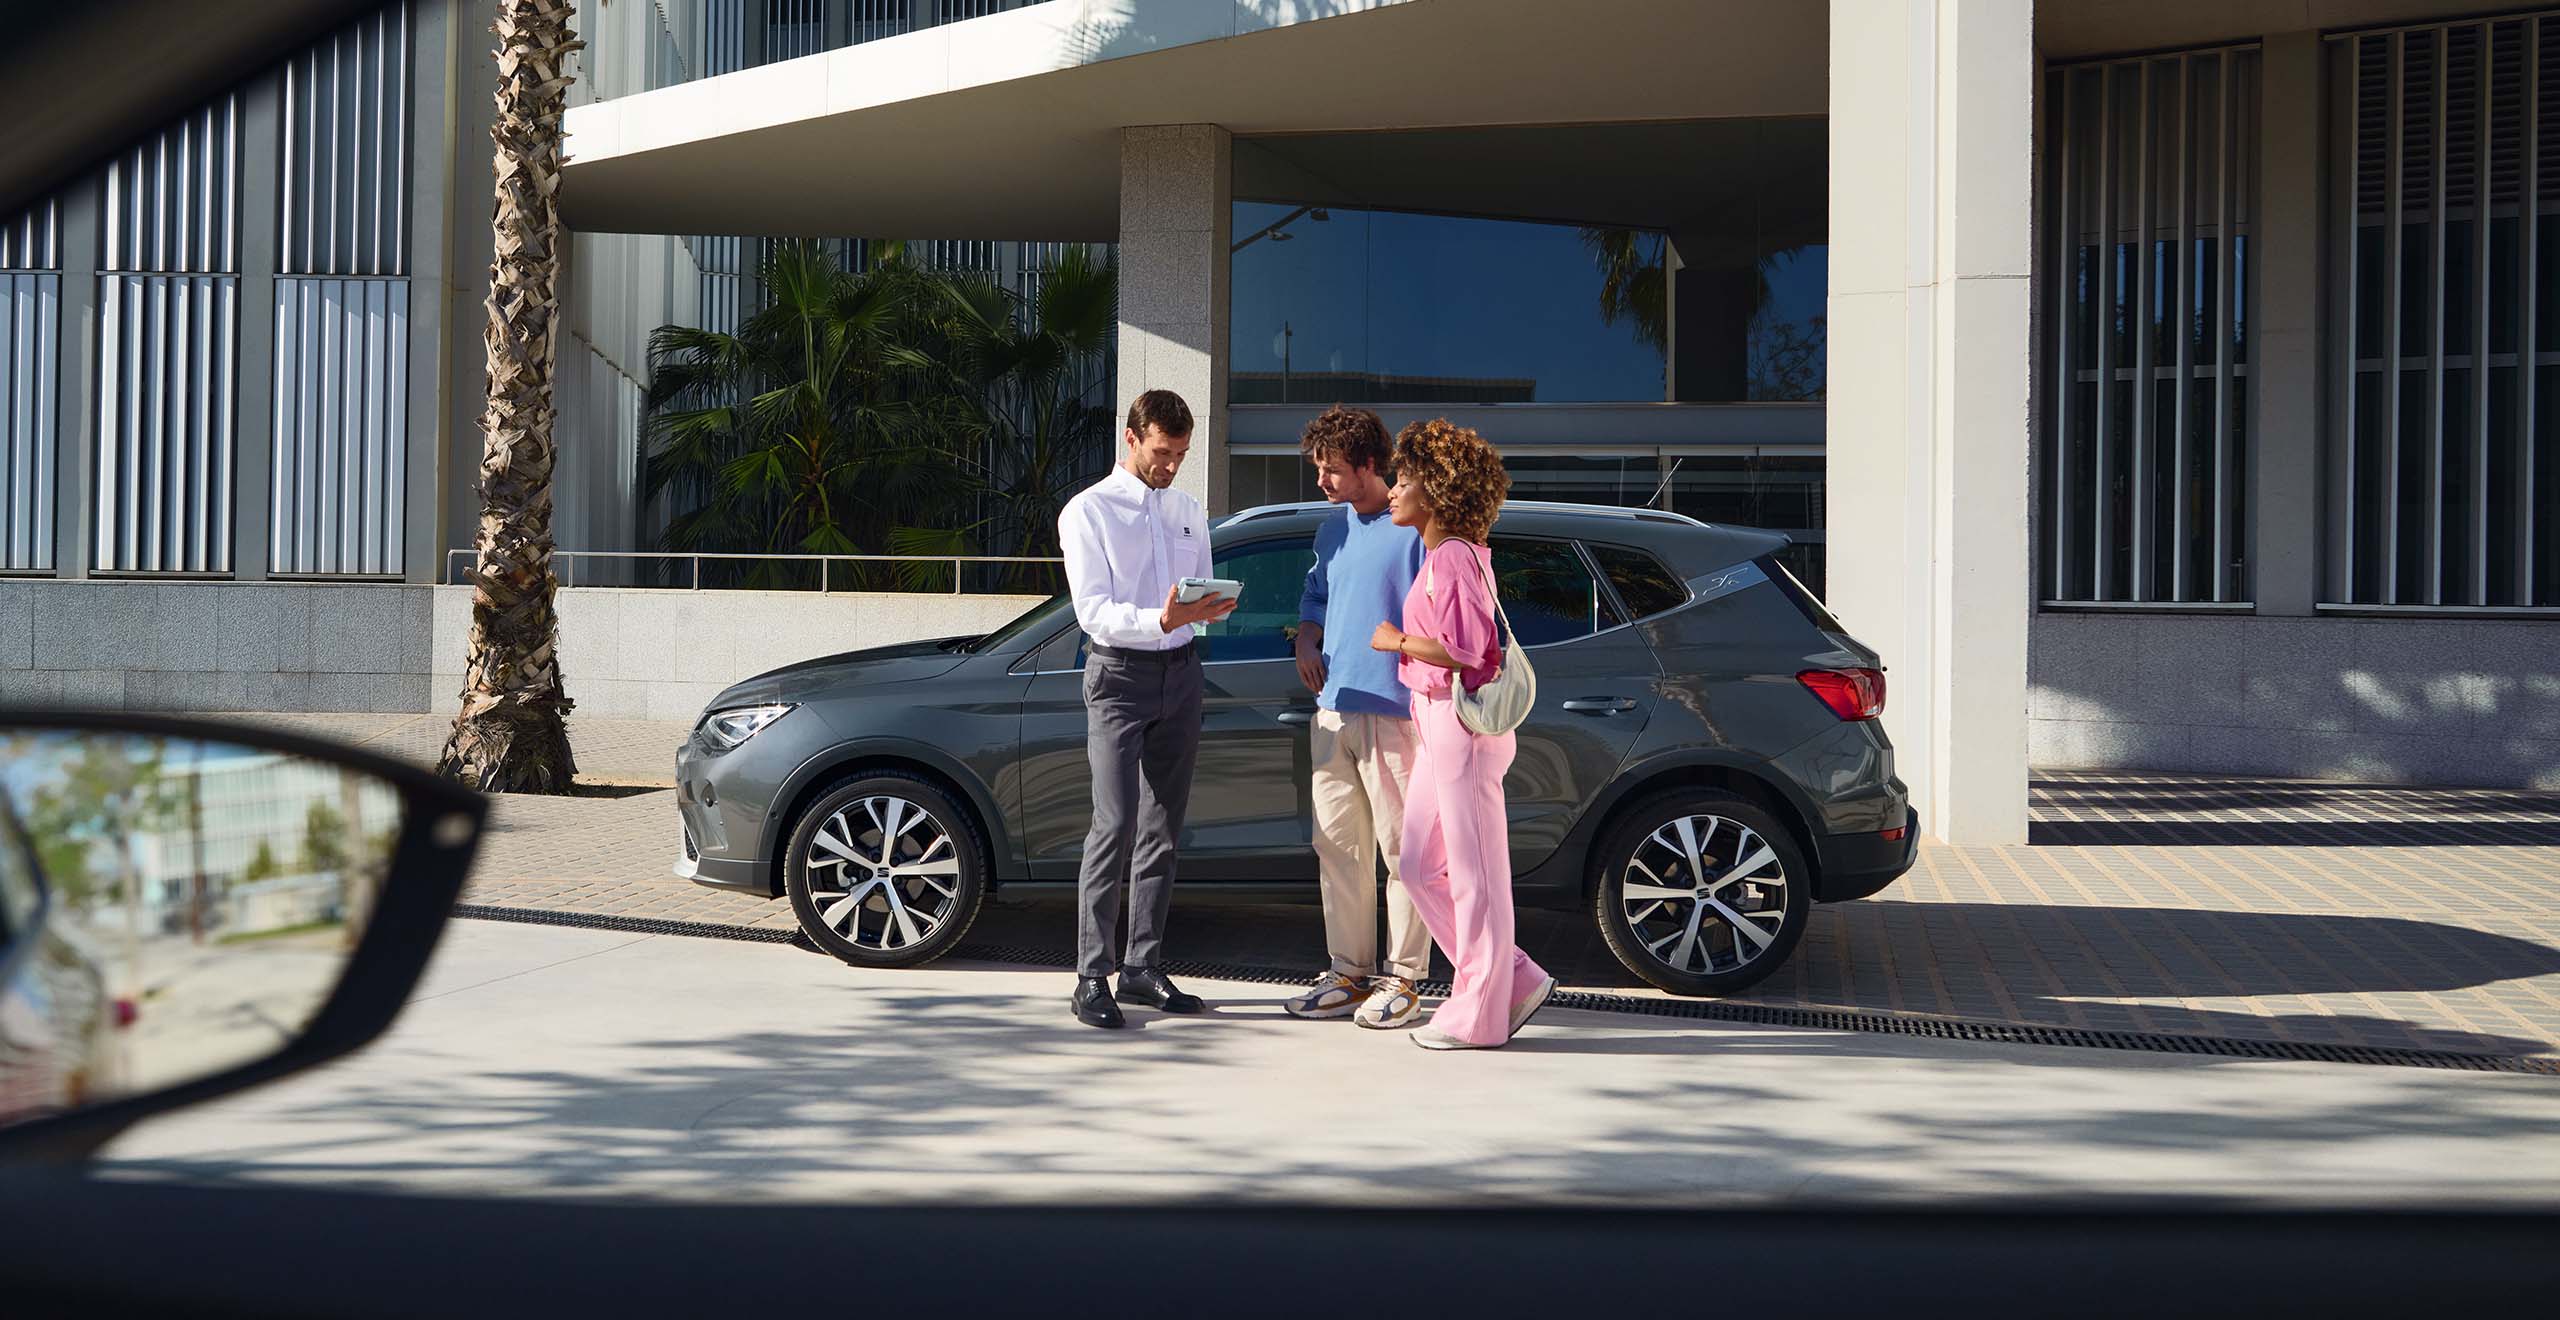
438, 0, 582, 794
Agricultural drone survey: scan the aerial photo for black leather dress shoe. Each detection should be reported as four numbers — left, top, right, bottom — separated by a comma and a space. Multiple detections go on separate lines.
1073, 976, 1126, 1029
1116, 966, 1203, 1013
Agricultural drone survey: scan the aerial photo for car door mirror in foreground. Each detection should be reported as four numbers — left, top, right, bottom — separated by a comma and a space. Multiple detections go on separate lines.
0, 711, 485, 1162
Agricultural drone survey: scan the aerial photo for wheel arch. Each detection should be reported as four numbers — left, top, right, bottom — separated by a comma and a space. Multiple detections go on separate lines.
1576, 754, 1821, 899
763, 740, 1017, 893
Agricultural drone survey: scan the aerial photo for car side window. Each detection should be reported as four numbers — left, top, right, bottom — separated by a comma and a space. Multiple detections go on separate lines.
1487, 536, 1624, 646
1028, 624, 1086, 673
1586, 543, 1690, 621
1200, 537, 1317, 663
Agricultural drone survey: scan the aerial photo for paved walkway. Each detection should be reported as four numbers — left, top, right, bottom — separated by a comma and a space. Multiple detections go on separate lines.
224, 713, 2560, 1061
98, 921, 2560, 1207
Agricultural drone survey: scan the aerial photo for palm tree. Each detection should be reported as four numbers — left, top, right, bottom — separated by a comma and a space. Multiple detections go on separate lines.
438, 0, 582, 794
644, 241, 983, 590
1580, 227, 1826, 402
644, 243, 1115, 594
1580, 227, 1670, 357
898, 244, 1118, 593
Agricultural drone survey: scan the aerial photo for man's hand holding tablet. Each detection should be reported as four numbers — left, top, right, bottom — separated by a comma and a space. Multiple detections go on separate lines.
1161, 578, 1242, 632
1175, 576, 1243, 605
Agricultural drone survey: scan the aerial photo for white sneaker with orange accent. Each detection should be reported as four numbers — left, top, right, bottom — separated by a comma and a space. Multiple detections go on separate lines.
1283, 970, 1367, 1019
1354, 976, 1422, 1029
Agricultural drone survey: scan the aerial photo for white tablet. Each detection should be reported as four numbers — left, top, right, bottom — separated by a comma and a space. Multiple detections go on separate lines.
1175, 576, 1244, 604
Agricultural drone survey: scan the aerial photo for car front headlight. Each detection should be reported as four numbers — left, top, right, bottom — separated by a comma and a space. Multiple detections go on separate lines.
698, 703, 794, 751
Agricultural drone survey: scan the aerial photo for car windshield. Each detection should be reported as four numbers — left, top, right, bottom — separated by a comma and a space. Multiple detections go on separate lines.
961, 594, 1071, 654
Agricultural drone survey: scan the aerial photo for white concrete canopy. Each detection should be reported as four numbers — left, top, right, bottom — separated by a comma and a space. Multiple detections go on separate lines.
558, 0, 1827, 240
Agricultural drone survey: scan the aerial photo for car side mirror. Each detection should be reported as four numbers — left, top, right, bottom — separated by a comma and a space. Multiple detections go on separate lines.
0, 711, 485, 1163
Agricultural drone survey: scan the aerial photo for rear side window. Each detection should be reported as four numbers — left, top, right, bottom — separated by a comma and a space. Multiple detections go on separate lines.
1487, 537, 1624, 645
1585, 543, 1689, 621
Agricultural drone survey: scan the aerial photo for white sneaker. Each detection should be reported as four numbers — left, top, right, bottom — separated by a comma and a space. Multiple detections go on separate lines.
1283, 970, 1367, 1019
1507, 974, 1558, 1039
1354, 976, 1422, 1030
1411, 1025, 1500, 1050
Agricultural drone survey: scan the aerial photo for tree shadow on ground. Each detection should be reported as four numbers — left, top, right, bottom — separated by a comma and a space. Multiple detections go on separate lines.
102, 984, 2560, 1208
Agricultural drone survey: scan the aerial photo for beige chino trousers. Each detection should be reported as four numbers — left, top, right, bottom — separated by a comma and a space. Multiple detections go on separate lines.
1309, 707, 1430, 981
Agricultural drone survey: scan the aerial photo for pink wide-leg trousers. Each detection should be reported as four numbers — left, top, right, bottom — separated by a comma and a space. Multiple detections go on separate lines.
1399, 695, 1548, 1046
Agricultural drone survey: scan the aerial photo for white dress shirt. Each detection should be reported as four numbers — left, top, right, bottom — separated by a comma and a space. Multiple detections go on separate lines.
1059, 465, 1214, 650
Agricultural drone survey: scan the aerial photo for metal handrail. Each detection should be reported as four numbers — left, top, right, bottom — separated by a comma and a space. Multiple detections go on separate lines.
441, 549, 1061, 594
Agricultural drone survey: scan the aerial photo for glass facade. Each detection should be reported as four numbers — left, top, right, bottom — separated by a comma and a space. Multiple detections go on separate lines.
1225, 119, 1830, 589
1231, 206, 1665, 404
1229, 118, 1827, 407
1232, 204, 1827, 406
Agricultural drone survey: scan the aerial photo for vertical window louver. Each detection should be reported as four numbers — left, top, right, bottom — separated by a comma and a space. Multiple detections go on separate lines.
2042, 47, 2261, 606
97, 94, 242, 574
692, 235, 743, 340
852, 1, 915, 46
2329, 13, 2558, 608
1, 200, 60, 572
764, 0, 824, 61
273, 1, 413, 577
701, 0, 746, 76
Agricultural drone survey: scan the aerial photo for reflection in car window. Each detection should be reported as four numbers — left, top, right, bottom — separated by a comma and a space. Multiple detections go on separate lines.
1586, 544, 1690, 621
1488, 537, 1624, 646
0, 800, 39, 942
1202, 538, 1318, 662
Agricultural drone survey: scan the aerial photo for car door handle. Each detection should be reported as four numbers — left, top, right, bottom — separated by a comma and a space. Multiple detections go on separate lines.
1276, 709, 1314, 726
1561, 697, 1638, 715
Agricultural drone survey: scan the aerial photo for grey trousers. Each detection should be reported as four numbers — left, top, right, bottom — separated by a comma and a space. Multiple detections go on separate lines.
1077, 642, 1205, 978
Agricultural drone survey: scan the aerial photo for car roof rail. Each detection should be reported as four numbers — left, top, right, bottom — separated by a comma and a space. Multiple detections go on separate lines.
1219, 499, 1713, 530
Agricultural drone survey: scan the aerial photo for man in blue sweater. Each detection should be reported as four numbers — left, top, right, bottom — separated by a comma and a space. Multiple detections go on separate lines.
1285, 405, 1431, 1028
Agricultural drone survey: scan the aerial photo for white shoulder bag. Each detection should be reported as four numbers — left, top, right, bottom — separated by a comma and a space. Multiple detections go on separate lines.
1424, 543, 1536, 736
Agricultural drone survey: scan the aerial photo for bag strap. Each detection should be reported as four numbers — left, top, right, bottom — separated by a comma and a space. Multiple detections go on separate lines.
1457, 541, 1515, 651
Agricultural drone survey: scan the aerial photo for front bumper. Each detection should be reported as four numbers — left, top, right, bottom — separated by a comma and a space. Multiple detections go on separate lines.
1811, 806, 1919, 901
674, 731, 784, 898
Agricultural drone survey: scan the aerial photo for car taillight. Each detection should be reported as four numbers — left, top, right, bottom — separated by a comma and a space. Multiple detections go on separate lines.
1798, 668, 1886, 721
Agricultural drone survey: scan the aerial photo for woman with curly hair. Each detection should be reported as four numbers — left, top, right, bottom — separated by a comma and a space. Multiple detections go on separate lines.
1368, 419, 1557, 1049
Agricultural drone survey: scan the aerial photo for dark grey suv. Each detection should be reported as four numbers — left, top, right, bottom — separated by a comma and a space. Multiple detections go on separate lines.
673, 500, 1915, 996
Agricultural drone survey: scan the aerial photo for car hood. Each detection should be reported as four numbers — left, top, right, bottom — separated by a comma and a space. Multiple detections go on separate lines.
706, 637, 975, 708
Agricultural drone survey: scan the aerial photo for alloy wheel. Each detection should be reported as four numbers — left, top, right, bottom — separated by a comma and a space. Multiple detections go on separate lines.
802, 795, 962, 952
1616, 813, 1790, 977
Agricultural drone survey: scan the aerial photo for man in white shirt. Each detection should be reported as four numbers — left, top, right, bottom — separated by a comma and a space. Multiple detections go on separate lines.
1056, 390, 1236, 1029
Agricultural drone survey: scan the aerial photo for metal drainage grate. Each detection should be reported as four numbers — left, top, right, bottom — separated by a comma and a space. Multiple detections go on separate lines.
453, 903, 813, 947
452, 906, 2560, 1077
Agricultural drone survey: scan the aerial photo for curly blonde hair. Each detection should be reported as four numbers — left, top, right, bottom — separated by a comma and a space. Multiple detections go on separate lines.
1391, 418, 1509, 543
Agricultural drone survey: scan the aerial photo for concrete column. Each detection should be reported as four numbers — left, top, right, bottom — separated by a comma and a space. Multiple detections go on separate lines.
406, 0, 459, 584
1116, 124, 1232, 516
2253, 33, 2324, 615
444, 0, 500, 577
1826, 0, 2034, 844
232, 73, 282, 583
53, 181, 98, 579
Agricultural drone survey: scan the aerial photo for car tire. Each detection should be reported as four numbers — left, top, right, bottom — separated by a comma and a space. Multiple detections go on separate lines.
1591, 788, 1811, 997
785, 771, 989, 969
